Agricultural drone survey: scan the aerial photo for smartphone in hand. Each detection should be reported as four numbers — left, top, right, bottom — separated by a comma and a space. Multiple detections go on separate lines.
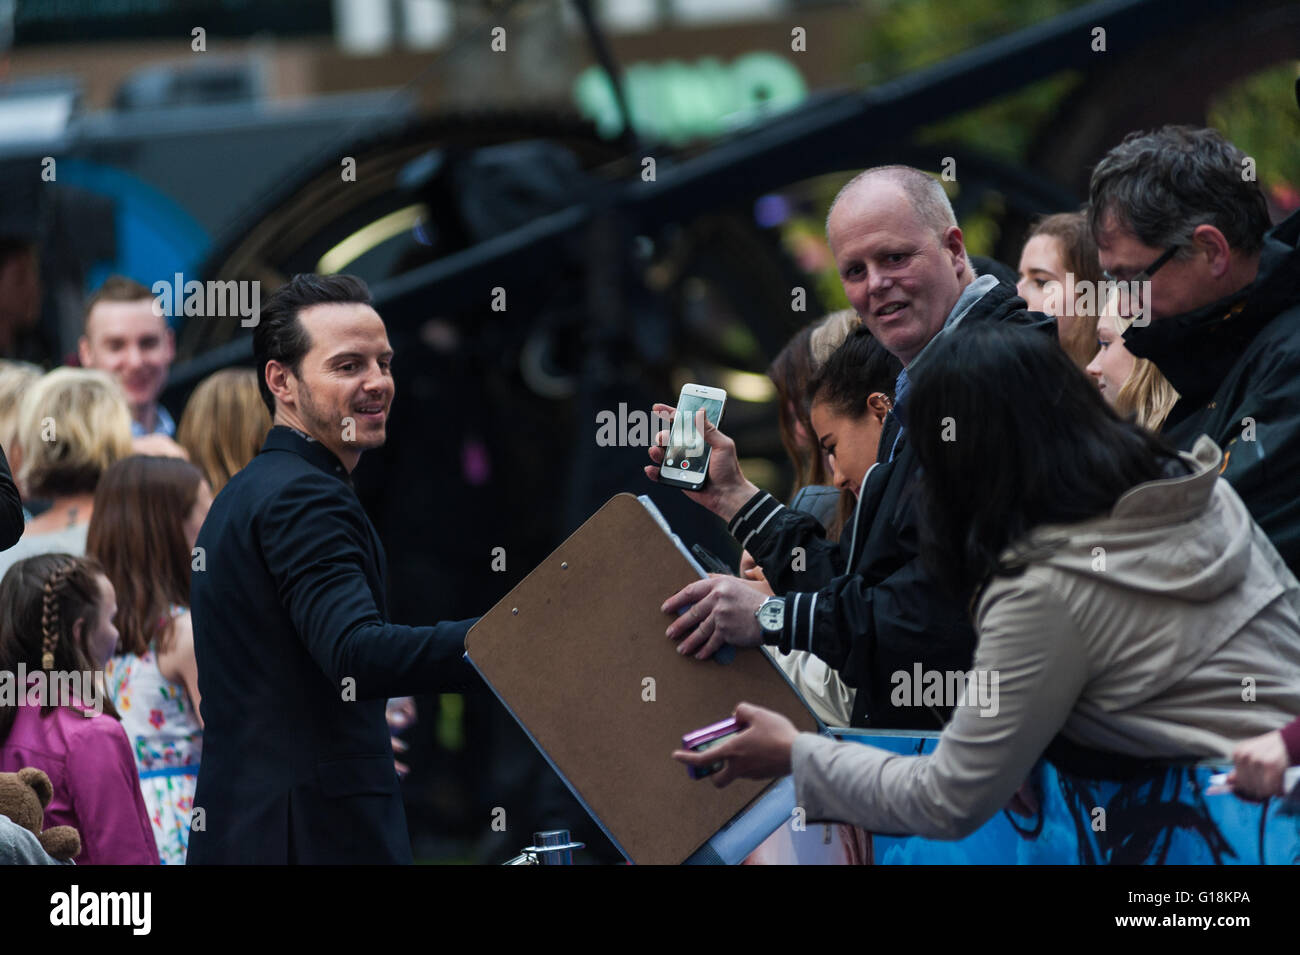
691, 543, 735, 576
682, 716, 740, 779
658, 384, 726, 490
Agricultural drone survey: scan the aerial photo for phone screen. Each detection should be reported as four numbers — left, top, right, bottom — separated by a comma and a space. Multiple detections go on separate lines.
664, 394, 723, 479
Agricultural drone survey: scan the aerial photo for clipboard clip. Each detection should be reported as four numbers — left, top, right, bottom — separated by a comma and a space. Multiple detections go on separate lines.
502, 829, 585, 865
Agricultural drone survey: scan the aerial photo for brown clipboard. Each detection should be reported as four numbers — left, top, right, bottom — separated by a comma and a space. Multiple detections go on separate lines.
464, 493, 821, 865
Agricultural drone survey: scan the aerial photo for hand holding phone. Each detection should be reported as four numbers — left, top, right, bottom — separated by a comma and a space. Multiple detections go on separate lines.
673, 703, 799, 786
656, 384, 726, 490
681, 717, 740, 779
646, 391, 762, 524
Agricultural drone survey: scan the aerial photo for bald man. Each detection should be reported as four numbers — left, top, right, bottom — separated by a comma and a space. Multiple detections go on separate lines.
651, 165, 1054, 729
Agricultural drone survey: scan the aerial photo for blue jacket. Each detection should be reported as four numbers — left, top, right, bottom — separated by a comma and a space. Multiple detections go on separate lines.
187, 426, 476, 864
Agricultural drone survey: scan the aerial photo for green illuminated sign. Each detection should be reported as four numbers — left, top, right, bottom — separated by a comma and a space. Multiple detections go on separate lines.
575, 52, 807, 145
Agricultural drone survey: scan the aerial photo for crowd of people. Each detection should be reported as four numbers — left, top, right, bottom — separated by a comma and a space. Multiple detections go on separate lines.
662, 125, 1300, 841
1, 122, 1299, 863
0, 278, 269, 864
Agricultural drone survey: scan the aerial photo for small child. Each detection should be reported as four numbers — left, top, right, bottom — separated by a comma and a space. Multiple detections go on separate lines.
0, 554, 157, 864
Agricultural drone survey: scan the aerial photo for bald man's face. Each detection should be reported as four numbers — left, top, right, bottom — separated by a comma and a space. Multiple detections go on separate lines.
828, 181, 968, 366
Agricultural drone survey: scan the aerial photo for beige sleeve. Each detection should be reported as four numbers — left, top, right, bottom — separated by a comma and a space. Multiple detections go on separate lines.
791, 571, 1091, 840
766, 647, 856, 728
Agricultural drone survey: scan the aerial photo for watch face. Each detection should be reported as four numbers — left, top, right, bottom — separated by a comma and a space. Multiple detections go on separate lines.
758, 599, 784, 632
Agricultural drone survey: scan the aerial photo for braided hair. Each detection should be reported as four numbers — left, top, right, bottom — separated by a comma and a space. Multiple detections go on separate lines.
0, 553, 118, 744
39, 557, 79, 671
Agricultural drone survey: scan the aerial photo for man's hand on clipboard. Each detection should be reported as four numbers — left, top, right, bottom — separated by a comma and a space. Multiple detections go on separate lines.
672, 703, 799, 787
663, 574, 765, 659
644, 403, 760, 523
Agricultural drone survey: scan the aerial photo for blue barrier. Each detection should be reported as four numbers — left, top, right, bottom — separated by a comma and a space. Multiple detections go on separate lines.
832, 731, 1300, 865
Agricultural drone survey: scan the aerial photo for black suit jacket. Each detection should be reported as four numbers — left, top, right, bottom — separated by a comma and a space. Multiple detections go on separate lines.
187, 427, 476, 864
0, 443, 23, 551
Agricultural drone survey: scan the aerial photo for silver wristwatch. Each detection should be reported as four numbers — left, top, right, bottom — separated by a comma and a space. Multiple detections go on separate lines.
755, 596, 786, 637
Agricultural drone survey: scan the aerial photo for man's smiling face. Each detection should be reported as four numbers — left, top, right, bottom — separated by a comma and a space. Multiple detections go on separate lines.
828, 179, 968, 366
289, 302, 395, 466
81, 298, 174, 417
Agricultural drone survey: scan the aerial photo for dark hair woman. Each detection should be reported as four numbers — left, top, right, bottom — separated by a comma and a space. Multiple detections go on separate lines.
908, 321, 1176, 603
806, 326, 902, 500
673, 320, 1300, 842
751, 312, 864, 732
88, 455, 211, 865
766, 309, 862, 542
768, 322, 824, 494
0, 553, 157, 864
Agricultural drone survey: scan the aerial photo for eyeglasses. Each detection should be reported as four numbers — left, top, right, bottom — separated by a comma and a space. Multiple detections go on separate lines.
1102, 245, 1179, 284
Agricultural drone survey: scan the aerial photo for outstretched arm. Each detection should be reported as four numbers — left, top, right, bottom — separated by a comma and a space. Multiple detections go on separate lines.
260, 473, 478, 700
676, 572, 1091, 840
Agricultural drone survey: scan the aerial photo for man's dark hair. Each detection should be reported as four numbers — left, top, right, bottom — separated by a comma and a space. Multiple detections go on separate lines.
1088, 125, 1271, 256
808, 325, 902, 418
253, 273, 372, 416
908, 320, 1177, 604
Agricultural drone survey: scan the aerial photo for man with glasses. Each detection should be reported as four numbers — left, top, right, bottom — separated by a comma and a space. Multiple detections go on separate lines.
1101, 245, 1179, 298
1089, 125, 1300, 571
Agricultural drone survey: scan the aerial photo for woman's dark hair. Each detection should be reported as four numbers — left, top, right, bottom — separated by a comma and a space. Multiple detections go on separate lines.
87, 455, 204, 657
808, 325, 902, 417
253, 273, 372, 415
0, 554, 118, 745
767, 323, 823, 491
907, 320, 1178, 605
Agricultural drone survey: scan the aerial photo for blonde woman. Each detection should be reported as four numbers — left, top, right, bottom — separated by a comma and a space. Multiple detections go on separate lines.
808, 309, 860, 369
0, 360, 40, 458
177, 368, 272, 496
0, 360, 37, 542
1087, 304, 1179, 432
0, 369, 133, 577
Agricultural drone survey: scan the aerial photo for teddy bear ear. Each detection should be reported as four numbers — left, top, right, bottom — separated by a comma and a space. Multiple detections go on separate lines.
17, 767, 54, 808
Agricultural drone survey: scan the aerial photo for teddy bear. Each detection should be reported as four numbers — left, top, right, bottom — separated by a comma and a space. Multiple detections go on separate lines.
0, 767, 81, 861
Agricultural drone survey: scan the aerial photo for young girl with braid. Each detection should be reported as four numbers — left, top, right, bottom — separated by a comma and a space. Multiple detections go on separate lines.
0, 554, 158, 864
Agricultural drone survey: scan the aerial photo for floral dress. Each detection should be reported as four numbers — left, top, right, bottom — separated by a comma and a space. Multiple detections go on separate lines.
104, 606, 203, 865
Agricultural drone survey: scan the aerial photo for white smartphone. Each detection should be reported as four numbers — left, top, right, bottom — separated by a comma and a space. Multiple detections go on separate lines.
658, 383, 727, 490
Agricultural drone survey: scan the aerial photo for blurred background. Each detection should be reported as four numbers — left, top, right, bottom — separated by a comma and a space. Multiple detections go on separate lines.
3, 0, 1296, 862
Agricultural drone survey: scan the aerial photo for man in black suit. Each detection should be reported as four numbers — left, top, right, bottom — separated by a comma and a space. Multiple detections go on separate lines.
0, 443, 22, 552
188, 273, 477, 864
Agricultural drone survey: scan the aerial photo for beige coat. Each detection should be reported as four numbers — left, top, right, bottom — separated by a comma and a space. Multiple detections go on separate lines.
791, 436, 1300, 839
